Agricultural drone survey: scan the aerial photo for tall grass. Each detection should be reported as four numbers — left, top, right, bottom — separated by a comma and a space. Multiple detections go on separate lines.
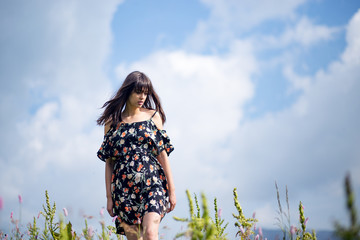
0, 174, 358, 239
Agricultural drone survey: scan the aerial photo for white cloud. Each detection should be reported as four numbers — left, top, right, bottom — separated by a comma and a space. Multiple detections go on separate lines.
1, 0, 359, 236
115, 39, 256, 194
283, 65, 312, 93
284, 17, 340, 46
259, 17, 340, 49
186, 0, 307, 51
0, 0, 122, 230
224, 9, 360, 229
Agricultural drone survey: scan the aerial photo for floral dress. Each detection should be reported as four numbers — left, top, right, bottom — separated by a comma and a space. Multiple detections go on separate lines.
97, 113, 174, 235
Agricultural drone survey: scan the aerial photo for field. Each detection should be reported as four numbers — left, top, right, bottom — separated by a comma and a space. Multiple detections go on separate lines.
0, 174, 358, 240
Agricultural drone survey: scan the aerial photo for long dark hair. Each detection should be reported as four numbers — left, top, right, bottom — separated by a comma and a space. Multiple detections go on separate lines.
97, 71, 166, 126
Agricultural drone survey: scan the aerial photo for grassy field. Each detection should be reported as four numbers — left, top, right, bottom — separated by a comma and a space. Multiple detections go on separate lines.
0, 174, 358, 240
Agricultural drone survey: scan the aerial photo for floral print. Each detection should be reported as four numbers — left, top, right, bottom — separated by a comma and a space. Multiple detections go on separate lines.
97, 116, 174, 235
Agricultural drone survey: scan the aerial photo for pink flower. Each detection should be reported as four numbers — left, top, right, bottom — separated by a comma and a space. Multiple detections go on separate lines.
259, 227, 263, 237
290, 225, 296, 235
252, 212, 256, 218
112, 215, 118, 222
217, 208, 222, 219
305, 217, 309, 226
10, 211, 13, 219
18, 195, 22, 204
255, 234, 259, 240
239, 226, 245, 235
63, 208, 68, 217
87, 226, 94, 237
0, 196, 3, 210
37, 212, 41, 219
100, 207, 104, 217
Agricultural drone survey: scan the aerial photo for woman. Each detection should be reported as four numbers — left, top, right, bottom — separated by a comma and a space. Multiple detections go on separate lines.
96, 71, 176, 240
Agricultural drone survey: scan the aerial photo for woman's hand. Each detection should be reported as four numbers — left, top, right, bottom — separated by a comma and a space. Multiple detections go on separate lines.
167, 192, 176, 212
107, 197, 115, 217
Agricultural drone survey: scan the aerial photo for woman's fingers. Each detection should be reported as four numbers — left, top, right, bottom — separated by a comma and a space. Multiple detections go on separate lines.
107, 198, 115, 217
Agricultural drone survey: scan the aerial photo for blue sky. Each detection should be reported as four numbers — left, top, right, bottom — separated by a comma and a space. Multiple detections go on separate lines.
1, 0, 360, 237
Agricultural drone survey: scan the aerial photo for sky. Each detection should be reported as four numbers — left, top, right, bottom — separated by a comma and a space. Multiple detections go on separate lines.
1, 0, 360, 238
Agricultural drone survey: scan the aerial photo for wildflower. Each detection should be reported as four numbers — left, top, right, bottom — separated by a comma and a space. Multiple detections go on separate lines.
304, 217, 309, 226
255, 234, 259, 240
290, 225, 296, 235
253, 212, 257, 230
87, 226, 94, 238
239, 226, 245, 235
218, 208, 222, 219
18, 194, 22, 204
0, 196, 3, 210
10, 211, 13, 220
63, 208, 68, 217
259, 227, 263, 238
100, 207, 105, 217
37, 212, 41, 219
112, 215, 118, 222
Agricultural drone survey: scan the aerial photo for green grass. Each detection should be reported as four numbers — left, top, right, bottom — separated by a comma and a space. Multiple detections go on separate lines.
0, 174, 359, 240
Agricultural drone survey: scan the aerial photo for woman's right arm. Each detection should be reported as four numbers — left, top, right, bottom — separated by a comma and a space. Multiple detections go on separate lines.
105, 158, 115, 217
104, 122, 115, 217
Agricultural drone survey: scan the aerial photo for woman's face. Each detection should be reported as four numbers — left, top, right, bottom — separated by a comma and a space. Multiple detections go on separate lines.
127, 88, 148, 108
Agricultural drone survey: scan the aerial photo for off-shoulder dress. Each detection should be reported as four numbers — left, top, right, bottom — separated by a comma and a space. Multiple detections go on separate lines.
97, 112, 174, 235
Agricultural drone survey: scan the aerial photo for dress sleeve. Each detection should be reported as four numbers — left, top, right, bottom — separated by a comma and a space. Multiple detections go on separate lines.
97, 130, 114, 162
153, 128, 174, 156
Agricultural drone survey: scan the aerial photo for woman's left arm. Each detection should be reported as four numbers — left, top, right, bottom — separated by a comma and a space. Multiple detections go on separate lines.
152, 111, 176, 212
157, 151, 176, 212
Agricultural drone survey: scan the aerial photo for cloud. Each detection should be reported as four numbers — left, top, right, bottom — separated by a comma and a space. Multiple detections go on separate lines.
1, 0, 359, 235
0, 0, 122, 229
186, 0, 308, 51
258, 16, 340, 50
116, 8, 360, 230
115, 39, 256, 194
225, 9, 360, 228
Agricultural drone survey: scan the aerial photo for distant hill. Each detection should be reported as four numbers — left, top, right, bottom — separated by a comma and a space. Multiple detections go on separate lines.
261, 229, 340, 240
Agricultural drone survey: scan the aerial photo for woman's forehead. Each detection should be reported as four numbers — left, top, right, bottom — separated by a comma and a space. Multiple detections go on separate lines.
134, 85, 149, 92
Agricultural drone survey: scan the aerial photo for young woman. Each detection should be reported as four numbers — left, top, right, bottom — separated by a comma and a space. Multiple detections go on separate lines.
96, 71, 176, 240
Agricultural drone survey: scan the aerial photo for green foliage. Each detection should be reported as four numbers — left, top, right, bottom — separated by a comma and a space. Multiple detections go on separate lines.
40, 190, 59, 239
335, 173, 360, 240
232, 188, 258, 240
28, 217, 40, 240
295, 201, 316, 240
173, 190, 219, 240
1, 174, 359, 240
213, 198, 228, 240
21, 191, 121, 240
275, 183, 317, 240
59, 216, 76, 240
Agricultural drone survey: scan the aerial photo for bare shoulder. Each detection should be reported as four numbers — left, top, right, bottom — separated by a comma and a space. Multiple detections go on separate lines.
143, 108, 156, 116
151, 111, 163, 130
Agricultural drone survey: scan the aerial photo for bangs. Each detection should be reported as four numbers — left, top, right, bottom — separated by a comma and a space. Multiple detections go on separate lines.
133, 78, 151, 94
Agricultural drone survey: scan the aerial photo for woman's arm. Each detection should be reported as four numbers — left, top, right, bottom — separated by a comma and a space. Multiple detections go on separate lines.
104, 122, 115, 217
152, 111, 176, 212
105, 159, 115, 217
157, 151, 176, 212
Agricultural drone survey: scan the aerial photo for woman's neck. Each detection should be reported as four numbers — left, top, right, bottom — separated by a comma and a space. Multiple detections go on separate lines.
123, 106, 142, 117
